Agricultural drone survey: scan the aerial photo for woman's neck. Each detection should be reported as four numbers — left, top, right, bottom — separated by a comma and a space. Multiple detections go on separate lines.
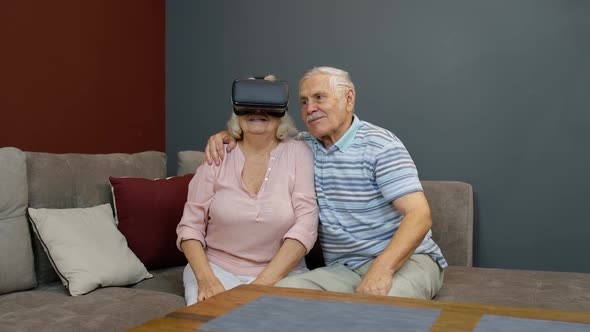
239, 134, 280, 156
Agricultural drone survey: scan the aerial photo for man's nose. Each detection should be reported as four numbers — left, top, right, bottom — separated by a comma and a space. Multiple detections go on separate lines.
305, 101, 319, 112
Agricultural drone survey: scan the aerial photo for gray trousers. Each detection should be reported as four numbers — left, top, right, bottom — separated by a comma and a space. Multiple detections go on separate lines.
275, 254, 444, 299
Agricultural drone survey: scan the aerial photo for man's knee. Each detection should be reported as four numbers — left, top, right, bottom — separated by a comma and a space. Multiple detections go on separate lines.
387, 255, 443, 299
388, 279, 431, 299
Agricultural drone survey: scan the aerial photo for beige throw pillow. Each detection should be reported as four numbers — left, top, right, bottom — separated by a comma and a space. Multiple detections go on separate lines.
28, 203, 152, 296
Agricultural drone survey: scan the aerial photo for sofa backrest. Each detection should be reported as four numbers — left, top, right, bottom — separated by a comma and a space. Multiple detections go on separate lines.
176, 150, 204, 176
0, 147, 36, 295
26, 151, 167, 285
422, 181, 473, 267
176, 151, 474, 268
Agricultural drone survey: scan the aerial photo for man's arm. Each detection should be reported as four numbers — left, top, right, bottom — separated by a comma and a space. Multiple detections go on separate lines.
355, 191, 432, 296
203, 131, 237, 165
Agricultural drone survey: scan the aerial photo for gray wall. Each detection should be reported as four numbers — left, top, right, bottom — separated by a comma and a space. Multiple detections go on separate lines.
166, 0, 590, 273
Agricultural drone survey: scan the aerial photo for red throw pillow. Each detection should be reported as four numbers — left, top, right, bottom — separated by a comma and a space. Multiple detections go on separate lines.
109, 174, 193, 269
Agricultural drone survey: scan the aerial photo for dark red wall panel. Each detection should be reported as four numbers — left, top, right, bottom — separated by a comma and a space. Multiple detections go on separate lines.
0, 0, 164, 153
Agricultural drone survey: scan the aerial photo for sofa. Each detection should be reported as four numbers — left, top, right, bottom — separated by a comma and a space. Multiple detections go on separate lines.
1, 148, 589, 332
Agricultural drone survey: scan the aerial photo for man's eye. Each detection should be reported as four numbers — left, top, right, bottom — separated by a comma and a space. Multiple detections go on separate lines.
301, 100, 308, 105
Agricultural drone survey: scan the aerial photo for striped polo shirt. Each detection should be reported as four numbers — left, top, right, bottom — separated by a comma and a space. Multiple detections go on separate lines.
300, 115, 447, 269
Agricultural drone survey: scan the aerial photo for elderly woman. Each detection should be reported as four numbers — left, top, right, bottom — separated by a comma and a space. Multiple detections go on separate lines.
176, 76, 318, 305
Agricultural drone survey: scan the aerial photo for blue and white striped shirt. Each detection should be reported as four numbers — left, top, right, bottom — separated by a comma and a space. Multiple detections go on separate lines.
300, 115, 447, 269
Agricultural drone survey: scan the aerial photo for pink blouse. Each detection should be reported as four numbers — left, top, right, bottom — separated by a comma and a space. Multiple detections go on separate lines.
176, 138, 318, 276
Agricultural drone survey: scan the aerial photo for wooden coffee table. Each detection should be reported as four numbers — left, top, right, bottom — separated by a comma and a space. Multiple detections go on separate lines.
129, 284, 590, 331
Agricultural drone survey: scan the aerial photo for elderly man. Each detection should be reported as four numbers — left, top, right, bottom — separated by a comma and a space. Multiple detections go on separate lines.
204, 67, 446, 299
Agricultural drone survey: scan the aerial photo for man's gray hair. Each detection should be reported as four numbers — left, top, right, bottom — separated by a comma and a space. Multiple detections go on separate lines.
300, 66, 355, 96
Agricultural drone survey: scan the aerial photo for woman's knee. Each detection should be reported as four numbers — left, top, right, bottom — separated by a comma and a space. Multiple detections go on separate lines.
183, 264, 199, 305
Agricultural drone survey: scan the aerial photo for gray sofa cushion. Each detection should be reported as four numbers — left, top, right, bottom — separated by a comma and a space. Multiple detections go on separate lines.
176, 150, 203, 175
0, 287, 185, 332
34, 266, 185, 299
0, 147, 36, 295
423, 181, 473, 267
25, 151, 167, 285
131, 266, 185, 297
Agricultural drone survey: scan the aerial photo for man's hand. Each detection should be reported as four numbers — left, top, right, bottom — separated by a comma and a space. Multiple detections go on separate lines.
355, 263, 394, 296
197, 277, 225, 302
204, 131, 237, 166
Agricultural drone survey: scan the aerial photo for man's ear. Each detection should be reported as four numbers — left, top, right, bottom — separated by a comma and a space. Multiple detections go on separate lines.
346, 89, 355, 113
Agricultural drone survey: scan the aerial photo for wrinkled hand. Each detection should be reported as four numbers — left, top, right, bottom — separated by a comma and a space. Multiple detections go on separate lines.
355, 266, 394, 296
204, 131, 236, 166
197, 277, 225, 302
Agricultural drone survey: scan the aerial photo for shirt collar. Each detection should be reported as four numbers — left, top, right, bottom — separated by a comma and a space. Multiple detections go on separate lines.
332, 115, 362, 151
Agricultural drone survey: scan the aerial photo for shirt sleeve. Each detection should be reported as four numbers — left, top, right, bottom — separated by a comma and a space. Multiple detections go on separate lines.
283, 141, 319, 253
374, 140, 423, 202
176, 162, 217, 251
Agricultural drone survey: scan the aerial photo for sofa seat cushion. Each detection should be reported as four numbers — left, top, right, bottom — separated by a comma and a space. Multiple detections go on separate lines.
34, 266, 185, 298
0, 287, 185, 332
436, 266, 590, 311
131, 266, 185, 298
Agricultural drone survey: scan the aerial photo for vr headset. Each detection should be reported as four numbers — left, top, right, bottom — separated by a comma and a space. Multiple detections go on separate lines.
232, 78, 288, 117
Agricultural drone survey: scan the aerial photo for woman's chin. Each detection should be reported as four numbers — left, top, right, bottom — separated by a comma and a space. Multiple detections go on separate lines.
243, 130, 275, 138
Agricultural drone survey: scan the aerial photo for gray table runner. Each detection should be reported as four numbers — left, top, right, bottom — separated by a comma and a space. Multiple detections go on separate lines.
198, 295, 441, 332
474, 314, 590, 332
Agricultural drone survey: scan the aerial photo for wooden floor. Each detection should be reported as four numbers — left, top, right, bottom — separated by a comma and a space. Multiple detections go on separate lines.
129, 284, 590, 331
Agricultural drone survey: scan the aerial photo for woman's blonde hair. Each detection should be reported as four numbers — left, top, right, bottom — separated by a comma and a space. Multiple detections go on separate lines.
227, 75, 298, 140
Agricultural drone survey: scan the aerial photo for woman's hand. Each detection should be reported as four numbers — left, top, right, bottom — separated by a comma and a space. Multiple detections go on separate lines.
197, 276, 225, 302
181, 240, 225, 302
204, 131, 237, 166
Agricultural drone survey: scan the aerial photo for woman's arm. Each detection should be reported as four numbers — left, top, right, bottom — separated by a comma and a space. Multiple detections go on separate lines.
176, 161, 218, 251
251, 238, 307, 285
181, 239, 225, 301
176, 162, 222, 301
281, 142, 319, 252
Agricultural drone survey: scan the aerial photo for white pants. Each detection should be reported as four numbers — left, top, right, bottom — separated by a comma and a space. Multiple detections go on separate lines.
183, 262, 309, 306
